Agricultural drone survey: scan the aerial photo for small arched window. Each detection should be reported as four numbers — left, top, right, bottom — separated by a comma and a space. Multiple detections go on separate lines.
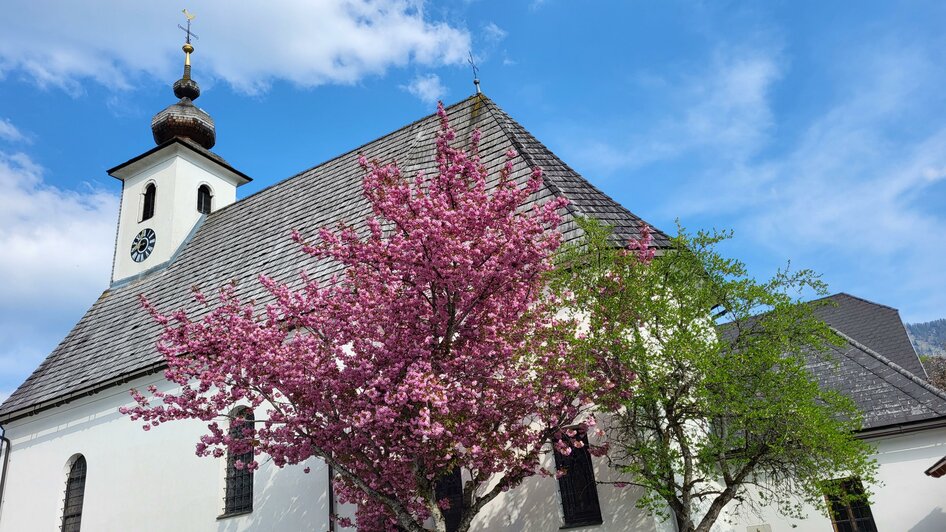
223, 407, 254, 516
197, 184, 213, 214
61, 455, 87, 532
142, 183, 156, 221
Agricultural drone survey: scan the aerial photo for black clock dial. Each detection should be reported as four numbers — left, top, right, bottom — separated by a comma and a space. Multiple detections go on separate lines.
130, 228, 157, 263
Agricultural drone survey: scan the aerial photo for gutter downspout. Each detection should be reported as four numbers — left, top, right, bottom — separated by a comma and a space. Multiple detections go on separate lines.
0, 426, 10, 521
327, 464, 335, 532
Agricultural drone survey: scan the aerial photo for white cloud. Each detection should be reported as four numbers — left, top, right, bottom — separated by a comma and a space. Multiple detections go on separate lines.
570, 42, 946, 321
0, 151, 117, 387
0, 1, 471, 94
402, 73, 446, 104
483, 22, 507, 44
574, 48, 781, 173
0, 119, 27, 143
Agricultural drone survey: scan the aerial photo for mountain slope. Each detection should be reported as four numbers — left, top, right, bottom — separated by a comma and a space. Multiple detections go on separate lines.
907, 319, 946, 357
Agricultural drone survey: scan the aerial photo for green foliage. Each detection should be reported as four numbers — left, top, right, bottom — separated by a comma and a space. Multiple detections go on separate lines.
551, 219, 878, 532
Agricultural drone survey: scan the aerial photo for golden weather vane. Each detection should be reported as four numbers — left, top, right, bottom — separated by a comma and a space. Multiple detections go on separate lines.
179, 9, 199, 45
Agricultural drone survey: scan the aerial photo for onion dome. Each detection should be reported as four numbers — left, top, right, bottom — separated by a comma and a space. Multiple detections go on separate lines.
151, 42, 216, 149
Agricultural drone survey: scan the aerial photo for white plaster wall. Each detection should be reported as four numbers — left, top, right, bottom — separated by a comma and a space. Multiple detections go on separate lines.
0, 374, 332, 532
112, 147, 242, 283
0, 372, 668, 532
722, 427, 946, 532
472, 449, 665, 532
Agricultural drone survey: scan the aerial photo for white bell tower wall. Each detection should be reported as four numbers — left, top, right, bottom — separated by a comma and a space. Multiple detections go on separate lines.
108, 141, 250, 284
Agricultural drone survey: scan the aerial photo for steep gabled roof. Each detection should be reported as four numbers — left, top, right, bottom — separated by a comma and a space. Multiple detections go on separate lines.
812, 293, 927, 378
723, 293, 946, 432
0, 94, 667, 423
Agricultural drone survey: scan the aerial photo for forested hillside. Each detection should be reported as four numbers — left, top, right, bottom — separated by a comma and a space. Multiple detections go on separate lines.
907, 319, 946, 356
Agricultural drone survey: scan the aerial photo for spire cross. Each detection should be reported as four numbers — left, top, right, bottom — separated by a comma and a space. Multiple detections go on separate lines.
178, 9, 199, 44
468, 52, 481, 94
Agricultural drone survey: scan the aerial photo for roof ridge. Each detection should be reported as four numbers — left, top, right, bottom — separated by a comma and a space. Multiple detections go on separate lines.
812, 292, 900, 312
479, 97, 671, 244
830, 327, 946, 405
480, 96, 584, 223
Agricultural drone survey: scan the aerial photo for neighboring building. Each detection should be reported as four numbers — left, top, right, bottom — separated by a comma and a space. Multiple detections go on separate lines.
1, 38, 943, 532
727, 293, 946, 532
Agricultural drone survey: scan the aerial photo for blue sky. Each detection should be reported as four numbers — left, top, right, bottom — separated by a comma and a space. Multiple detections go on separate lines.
1, 1, 945, 398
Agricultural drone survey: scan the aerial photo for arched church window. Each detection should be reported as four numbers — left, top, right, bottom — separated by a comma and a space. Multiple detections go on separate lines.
142, 183, 156, 221
222, 407, 254, 516
61, 455, 87, 532
197, 184, 212, 214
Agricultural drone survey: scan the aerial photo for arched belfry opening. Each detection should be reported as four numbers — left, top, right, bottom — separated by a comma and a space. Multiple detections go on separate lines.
142, 183, 156, 221
197, 184, 213, 214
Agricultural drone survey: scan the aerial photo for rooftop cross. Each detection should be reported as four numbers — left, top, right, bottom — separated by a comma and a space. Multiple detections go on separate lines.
468, 52, 481, 94
178, 9, 199, 45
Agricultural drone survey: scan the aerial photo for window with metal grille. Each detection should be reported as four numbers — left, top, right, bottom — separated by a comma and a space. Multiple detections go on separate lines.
434, 467, 463, 532
61, 455, 87, 532
827, 479, 877, 532
222, 408, 254, 516
142, 183, 156, 221
197, 185, 212, 214
553, 433, 603, 528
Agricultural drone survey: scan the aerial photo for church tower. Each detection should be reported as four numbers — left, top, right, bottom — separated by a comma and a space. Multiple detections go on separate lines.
107, 16, 251, 285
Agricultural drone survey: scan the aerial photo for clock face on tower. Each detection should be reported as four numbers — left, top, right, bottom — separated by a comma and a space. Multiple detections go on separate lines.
130, 228, 157, 263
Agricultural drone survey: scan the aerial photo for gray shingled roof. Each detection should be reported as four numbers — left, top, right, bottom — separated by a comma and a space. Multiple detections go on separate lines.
723, 293, 946, 431
810, 326, 946, 430
812, 293, 927, 378
0, 94, 667, 422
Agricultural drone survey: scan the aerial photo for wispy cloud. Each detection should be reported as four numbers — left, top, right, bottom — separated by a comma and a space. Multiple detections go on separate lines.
0, 119, 28, 144
402, 73, 446, 104
0, 1, 471, 94
483, 22, 507, 44
574, 48, 781, 173
568, 40, 946, 321
0, 151, 117, 391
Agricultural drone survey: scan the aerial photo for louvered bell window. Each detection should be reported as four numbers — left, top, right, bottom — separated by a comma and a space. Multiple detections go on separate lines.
61, 455, 87, 532
142, 183, 156, 221
827, 479, 877, 532
223, 408, 254, 516
553, 434, 603, 528
434, 467, 463, 532
197, 184, 212, 214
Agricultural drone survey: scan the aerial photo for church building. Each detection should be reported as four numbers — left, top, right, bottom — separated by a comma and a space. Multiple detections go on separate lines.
0, 34, 944, 532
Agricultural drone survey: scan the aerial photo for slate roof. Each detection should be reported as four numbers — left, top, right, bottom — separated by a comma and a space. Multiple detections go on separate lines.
0, 94, 668, 423
809, 326, 946, 431
726, 293, 946, 432
811, 293, 927, 378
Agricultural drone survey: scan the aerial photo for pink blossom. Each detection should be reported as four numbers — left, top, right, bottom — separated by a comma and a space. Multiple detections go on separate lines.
122, 103, 593, 531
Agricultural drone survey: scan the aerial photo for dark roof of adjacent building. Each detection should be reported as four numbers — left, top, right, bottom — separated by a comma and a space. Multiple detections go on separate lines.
0, 94, 668, 423
811, 293, 927, 378
725, 293, 946, 433
809, 323, 946, 432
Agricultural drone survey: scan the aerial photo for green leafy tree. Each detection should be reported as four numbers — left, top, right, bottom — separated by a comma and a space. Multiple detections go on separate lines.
551, 220, 878, 532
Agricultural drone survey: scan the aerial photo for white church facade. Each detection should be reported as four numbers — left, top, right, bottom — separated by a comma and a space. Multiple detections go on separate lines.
1, 37, 945, 532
